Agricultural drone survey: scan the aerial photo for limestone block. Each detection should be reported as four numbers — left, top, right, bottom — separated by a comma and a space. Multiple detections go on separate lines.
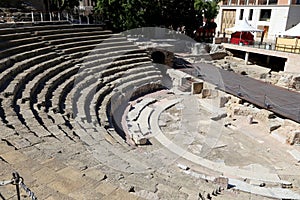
286, 131, 300, 145
268, 118, 283, 132
247, 115, 253, 124
283, 119, 300, 129
277, 74, 293, 88
202, 89, 218, 99
131, 132, 147, 145
136, 190, 159, 200
95, 182, 118, 196
214, 176, 229, 189
257, 109, 276, 122
292, 76, 300, 90
219, 96, 229, 108
192, 82, 203, 94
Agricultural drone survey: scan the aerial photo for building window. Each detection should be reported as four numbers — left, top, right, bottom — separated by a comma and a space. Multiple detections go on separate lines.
239, 9, 244, 20
269, 0, 278, 4
239, 0, 246, 5
297, 0, 300, 4
248, 9, 253, 20
258, 0, 268, 5
259, 9, 271, 21
248, 0, 255, 5
223, 0, 229, 5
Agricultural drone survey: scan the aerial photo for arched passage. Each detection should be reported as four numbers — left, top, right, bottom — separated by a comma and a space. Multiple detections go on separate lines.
151, 51, 166, 64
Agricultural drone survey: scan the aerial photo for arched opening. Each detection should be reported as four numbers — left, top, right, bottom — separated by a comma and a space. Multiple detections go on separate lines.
151, 51, 165, 64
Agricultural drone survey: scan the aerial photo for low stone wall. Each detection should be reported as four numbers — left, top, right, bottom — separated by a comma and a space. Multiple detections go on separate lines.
214, 37, 229, 44
225, 96, 300, 145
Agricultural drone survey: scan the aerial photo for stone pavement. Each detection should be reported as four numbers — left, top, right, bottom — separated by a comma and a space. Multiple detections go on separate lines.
0, 140, 141, 200
149, 94, 300, 199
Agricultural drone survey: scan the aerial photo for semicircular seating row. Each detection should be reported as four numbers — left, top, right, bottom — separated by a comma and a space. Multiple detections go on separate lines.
0, 24, 164, 151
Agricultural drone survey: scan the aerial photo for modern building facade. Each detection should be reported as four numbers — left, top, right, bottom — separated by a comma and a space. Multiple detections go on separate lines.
215, 0, 300, 41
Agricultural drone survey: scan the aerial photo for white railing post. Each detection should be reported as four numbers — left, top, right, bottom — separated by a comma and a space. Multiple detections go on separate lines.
31, 11, 34, 22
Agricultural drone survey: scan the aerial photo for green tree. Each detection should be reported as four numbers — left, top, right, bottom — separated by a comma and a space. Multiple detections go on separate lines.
96, 0, 196, 32
44, 0, 79, 12
0, 0, 22, 8
96, 0, 150, 31
95, 0, 220, 32
194, 0, 220, 22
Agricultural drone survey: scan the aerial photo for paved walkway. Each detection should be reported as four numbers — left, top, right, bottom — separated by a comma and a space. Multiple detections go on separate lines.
149, 97, 300, 199
150, 98, 281, 182
192, 63, 300, 123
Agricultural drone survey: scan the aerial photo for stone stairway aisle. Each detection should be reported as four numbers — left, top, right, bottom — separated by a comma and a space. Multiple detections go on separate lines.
0, 140, 142, 200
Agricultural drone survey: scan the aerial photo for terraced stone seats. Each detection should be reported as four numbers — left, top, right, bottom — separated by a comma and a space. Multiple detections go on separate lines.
2, 23, 165, 145
0, 25, 173, 199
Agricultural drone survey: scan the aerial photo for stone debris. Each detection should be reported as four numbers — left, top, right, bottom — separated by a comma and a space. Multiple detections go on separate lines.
177, 163, 189, 170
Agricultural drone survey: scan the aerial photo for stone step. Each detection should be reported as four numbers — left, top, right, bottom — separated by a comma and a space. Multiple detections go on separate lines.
0, 140, 140, 200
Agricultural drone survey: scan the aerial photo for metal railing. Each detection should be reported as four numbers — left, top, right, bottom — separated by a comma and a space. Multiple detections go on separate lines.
0, 171, 37, 200
221, 37, 300, 54
0, 11, 100, 25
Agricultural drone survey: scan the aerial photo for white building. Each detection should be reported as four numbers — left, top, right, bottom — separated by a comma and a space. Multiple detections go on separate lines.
215, 0, 300, 41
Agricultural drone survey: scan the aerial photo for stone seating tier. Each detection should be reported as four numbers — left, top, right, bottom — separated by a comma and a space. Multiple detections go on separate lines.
0, 46, 53, 73
68, 58, 153, 119
39, 30, 112, 41
0, 24, 102, 35
0, 41, 48, 60
0, 25, 191, 199
0, 32, 32, 41
0, 37, 40, 50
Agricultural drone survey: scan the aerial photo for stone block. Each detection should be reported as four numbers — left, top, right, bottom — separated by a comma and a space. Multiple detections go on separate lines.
2, 135, 31, 150
257, 109, 275, 122
136, 190, 159, 200
57, 166, 84, 181
268, 118, 283, 132
95, 182, 118, 196
214, 176, 229, 189
102, 188, 139, 200
202, 89, 217, 98
69, 187, 105, 199
83, 168, 107, 182
40, 158, 67, 172
219, 96, 229, 108
0, 141, 16, 154
191, 82, 203, 94
33, 167, 57, 184
48, 177, 81, 195
287, 131, 300, 145
0, 150, 28, 164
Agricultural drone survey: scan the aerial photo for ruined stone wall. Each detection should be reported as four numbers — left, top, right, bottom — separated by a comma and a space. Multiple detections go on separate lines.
147, 47, 174, 67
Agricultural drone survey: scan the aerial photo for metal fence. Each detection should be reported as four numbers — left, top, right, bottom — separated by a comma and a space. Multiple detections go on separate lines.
216, 32, 300, 54
223, 39, 300, 54
0, 171, 37, 200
